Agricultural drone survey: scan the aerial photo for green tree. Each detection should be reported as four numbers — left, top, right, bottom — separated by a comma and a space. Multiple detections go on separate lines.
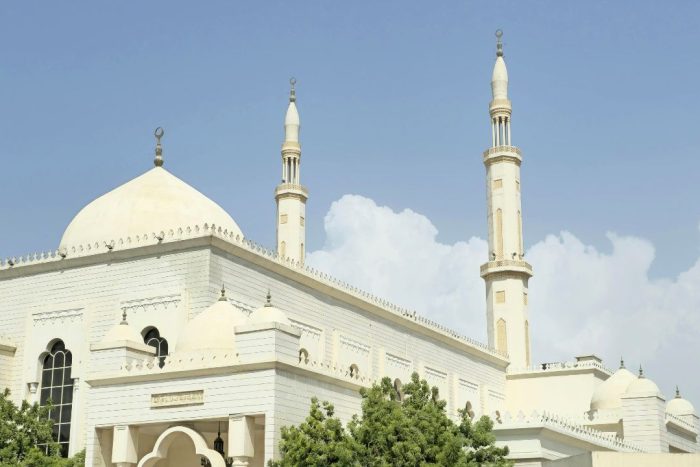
0, 388, 84, 467
270, 373, 511, 466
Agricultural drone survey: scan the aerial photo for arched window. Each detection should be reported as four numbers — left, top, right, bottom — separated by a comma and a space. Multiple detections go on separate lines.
496, 318, 508, 355
349, 363, 359, 378
39, 340, 73, 457
280, 241, 287, 257
495, 209, 504, 259
143, 327, 169, 368
298, 348, 309, 364
393, 378, 403, 401
524, 320, 531, 367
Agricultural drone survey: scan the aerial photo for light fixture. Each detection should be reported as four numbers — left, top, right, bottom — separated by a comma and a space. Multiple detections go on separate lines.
201, 422, 233, 467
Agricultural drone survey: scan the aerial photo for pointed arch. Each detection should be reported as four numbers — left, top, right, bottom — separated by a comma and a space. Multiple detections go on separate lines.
496, 318, 508, 355
495, 208, 504, 259
517, 210, 523, 256
39, 340, 73, 456
280, 241, 286, 257
525, 320, 531, 366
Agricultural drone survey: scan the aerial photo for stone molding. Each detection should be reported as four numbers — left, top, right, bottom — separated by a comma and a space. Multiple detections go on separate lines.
32, 308, 84, 326
493, 410, 644, 452
120, 294, 181, 315
0, 222, 507, 365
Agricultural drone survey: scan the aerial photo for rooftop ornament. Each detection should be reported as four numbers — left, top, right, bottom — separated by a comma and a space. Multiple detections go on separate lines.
154, 127, 165, 167
495, 29, 504, 57
289, 77, 296, 103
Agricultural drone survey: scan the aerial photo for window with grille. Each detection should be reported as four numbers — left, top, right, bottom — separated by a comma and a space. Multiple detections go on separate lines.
143, 327, 169, 368
39, 340, 73, 457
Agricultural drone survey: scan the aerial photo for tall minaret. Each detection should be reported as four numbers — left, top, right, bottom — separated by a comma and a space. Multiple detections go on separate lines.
275, 78, 308, 264
481, 31, 533, 368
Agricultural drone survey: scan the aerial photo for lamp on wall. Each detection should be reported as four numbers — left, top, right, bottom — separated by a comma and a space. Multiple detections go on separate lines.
201, 422, 233, 467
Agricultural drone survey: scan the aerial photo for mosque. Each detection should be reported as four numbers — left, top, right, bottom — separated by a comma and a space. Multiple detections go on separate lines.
0, 33, 698, 467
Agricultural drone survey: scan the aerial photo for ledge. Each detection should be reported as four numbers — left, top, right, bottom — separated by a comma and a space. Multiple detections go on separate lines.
235, 322, 301, 337
480, 260, 532, 278
274, 183, 308, 198
91, 340, 157, 354
482, 146, 522, 166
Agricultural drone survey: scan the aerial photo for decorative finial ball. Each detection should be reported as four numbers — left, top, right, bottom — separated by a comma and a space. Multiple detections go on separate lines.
154, 127, 165, 140
495, 29, 503, 40
290, 77, 297, 86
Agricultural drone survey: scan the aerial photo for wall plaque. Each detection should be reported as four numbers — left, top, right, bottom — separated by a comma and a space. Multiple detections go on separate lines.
151, 390, 204, 408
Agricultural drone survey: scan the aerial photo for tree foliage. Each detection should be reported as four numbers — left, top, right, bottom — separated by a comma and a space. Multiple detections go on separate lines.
271, 373, 511, 466
0, 389, 84, 467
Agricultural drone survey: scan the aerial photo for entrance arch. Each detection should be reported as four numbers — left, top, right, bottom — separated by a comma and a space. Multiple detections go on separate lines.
137, 426, 226, 467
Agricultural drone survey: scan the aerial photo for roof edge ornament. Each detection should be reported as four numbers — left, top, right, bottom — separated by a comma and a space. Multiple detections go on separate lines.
495, 29, 504, 57
154, 127, 165, 167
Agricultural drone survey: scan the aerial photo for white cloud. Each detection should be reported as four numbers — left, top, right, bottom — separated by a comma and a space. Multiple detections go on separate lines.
307, 194, 700, 404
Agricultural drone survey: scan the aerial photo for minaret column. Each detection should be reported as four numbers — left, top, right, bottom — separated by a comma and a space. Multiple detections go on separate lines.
481, 31, 533, 369
275, 78, 308, 265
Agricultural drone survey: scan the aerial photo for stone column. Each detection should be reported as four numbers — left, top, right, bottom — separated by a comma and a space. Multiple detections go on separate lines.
228, 415, 255, 466
112, 425, 139, 466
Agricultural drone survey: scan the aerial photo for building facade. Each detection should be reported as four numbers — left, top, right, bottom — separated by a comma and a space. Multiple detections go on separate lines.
0, 33, 697, 466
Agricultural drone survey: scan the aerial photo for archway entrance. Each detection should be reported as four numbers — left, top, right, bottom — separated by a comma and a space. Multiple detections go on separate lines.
137, 426, 226, 467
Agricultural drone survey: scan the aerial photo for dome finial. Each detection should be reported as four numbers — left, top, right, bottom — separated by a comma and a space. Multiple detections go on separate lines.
495, 29, 504, 57
676, 385, 681, 398
154, 127, 165, 167
265, 289, 273, 307
638, 365, 644, 378
219, 284, 227, 301
289, 77, 297, 103
620, 357, 625, 369
120, 309, 128, 325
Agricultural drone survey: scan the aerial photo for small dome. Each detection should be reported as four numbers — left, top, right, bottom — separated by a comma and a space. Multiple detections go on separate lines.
590, 365, 636, 411
625, 368, 661, 396
667, 389, 695, 416
60, 167, 243, 249
176, 288, 248, 353
102, 314, 143, 344
249, 292, 292, 326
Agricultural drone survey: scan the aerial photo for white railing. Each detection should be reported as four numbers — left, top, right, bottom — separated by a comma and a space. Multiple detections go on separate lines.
507, 359, 614, 376
494, 410, 643, 452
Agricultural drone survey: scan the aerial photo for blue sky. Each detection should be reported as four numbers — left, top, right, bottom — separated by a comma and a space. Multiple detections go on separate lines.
1, 1, 698, 276
2, 2, 700, 401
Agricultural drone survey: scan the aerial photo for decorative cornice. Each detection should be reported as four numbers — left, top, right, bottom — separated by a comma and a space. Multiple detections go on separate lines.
0, 222, 507, 365
493, 410, 644, 452
482, 146, 522, 166
275, 183, 309, 199
480, 260, 533, 279
32, 308, 84, 326
120, 294, 181, 315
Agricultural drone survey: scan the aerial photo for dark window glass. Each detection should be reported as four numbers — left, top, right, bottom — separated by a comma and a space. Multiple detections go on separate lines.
144, 327, 169, 368
39, 340, 73, 457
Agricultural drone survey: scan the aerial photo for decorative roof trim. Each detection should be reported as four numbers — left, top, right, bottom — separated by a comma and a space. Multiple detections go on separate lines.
493, 410, 644, 452
0, 223, 508, 365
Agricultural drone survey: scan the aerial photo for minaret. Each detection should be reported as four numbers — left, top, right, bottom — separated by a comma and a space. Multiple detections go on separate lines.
275, 78, 308, 264
481, 31, 533, 368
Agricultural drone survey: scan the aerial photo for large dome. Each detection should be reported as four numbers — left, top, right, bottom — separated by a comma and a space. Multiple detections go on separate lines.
59, 167, 242, 249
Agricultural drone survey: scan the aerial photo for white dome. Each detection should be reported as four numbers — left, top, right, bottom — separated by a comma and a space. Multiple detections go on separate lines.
667, 390, 696, 416
102, 317, 143, 344
59, 167, 243, 249
250, 293, 292, 326
590, 366, 636, 411
626, 373, 661, 396
176, 292, 248, 353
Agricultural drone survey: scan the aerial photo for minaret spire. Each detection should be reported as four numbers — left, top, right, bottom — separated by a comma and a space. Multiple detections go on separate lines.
154, 127, 164, 167
275, 77, 308, 265
481, 31, 533, 369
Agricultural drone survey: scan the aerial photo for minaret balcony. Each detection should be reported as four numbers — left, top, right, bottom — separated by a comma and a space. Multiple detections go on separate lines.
480, 259, 533, 279
482, 145, 522, 166
275, 183, 309, 198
